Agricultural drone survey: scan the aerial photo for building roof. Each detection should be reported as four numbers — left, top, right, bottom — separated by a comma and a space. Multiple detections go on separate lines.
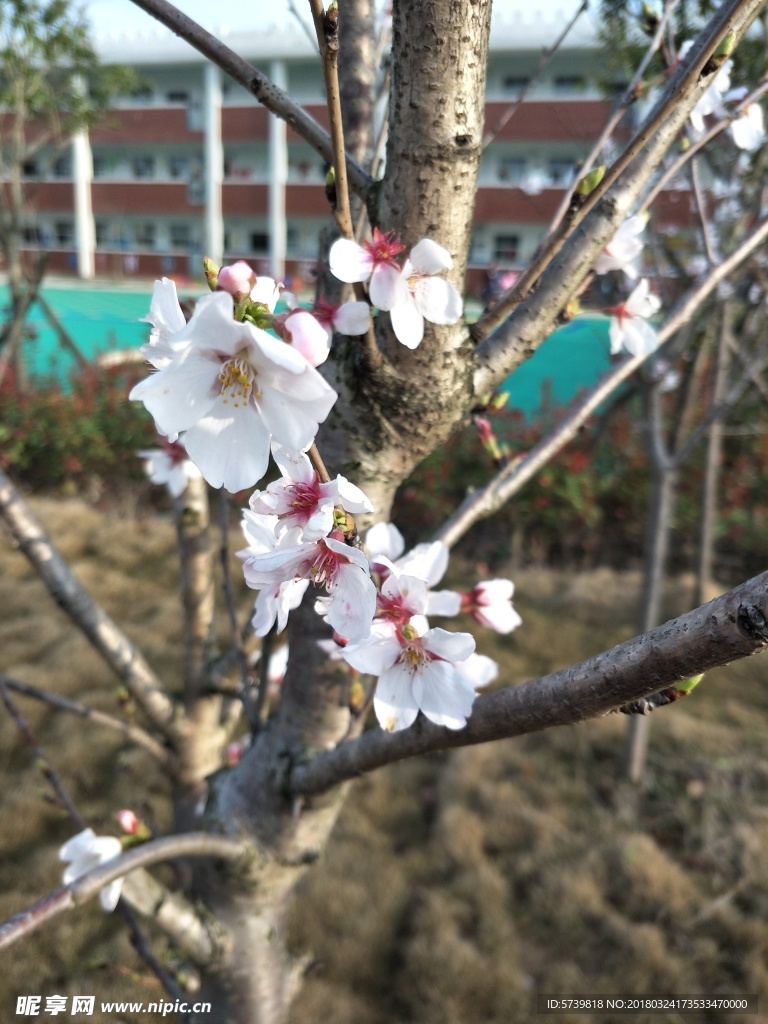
92, 3, 601, 66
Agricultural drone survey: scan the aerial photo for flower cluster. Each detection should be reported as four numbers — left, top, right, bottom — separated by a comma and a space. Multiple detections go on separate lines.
608, 279, 661, 357
131, 255, 517, 736
131, 275, 337, 492
330, 231, 463, 349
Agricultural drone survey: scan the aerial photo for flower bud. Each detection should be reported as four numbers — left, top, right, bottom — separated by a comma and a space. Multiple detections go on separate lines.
575, 165, 606, 197
203, 256, 219, 291
218, 260, 257, 300
701, 31, 736, 76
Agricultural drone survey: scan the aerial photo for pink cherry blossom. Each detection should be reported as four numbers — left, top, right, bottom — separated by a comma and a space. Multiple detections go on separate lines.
282, 309, 332, 366
461, 579, 522, 634
341, 623, 479, 732
242, 530, 376, 641
130, 292, 337, 492
329, 227, 405, 309
249, 444, 372, 541
608, 279, 661, 358
388, 239, 463, 349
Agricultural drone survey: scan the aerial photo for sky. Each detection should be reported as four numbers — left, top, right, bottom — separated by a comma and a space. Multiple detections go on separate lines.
83, 0, 592, 38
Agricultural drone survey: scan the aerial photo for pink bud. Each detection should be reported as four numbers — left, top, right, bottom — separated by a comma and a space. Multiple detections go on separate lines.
475, 416, 493, 445
218, 260, 257, 299
226, 741, 244, 767
283, 310, 332, 366
117, 809, 140, 835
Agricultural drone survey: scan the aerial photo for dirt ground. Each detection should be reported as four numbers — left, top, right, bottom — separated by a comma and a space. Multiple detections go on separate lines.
1, 496, 767, 1024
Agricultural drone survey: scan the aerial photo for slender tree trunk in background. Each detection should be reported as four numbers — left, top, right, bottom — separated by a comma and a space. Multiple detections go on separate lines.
695, 302, 731, 605
624, 381, 677, 784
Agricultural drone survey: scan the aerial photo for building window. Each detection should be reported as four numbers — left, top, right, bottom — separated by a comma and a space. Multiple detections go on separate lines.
130, 85, 154, 103
133, 155, 155, 179
55, 221, 74, 246
136, 223, 156, 249
169, 156, 190, 180
553, 75, 586, 95
170, 223, 191, 249
548, 158, 576, 186
95, 221, 109, 247
502, 76, 530, 95
497, 158, 527, 185
250, 232, 269, 253
22, 159, 39, 178
53, 155, 72, 178
493, 234, 519, 263
21, 226, 40, 246
167, 90, 189, 104
92, 154, 108, 178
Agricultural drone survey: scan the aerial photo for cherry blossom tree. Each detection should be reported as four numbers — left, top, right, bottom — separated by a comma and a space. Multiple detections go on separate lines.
2, 1, 768, 1023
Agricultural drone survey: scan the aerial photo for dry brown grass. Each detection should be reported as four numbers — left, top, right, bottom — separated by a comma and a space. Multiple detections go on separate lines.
1, 497, 767, 1024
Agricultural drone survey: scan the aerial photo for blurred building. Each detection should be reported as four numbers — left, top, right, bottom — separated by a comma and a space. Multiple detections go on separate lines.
11, 7, 695, 291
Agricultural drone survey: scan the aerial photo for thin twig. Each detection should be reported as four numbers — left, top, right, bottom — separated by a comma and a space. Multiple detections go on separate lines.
126, 0, 371, 197
0, 681, 86, 827
690, 156, 718, 266
642, 79, 768, 210
218, 490, 252, 714
0, 833, 247, 951
452, 213, 768, 547
308, 0, 382, 369
545, 0, 680, 236
0, 468, 178, 739
472, 0, 757, 345
482, 0, 589, 150
0, 674, 172, 769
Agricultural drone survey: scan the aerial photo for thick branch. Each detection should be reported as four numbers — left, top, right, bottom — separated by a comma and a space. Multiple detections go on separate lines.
121, 868, 223, 966
291, 571, 768, 796
471, 0, 765, 371
0, 469, 178, 738
126, 0, 371, 197
0, 833, 247, 951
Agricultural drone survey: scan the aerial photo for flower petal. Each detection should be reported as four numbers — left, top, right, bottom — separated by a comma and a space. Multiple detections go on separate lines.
413, 277, 463, 325
373, 663, 420, 732
409, 238, 453, 274
329, 238, 372, 283
389, 293, 425, 348
370, 263, 405, 310
184, 404, 272, 491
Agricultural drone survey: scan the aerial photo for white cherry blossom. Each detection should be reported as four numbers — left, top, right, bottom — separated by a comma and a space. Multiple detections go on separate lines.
59, 828, 123, 912
137, 438, 202, 498
730, 103, 765, 152
342, 623, 479, 732
461, 579, 522, 634
140, 277, 187, 369
238, 511, 309, 636
594, 214, 647, 279
130, 292, 337, 492
311, 298, 371, 342
242, 530, 376, 641
249, 444, 372, 541
609, 279, 661, 358
680, 41, 732, 132
329, 227, 405, 309
389, 239, 463, 349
